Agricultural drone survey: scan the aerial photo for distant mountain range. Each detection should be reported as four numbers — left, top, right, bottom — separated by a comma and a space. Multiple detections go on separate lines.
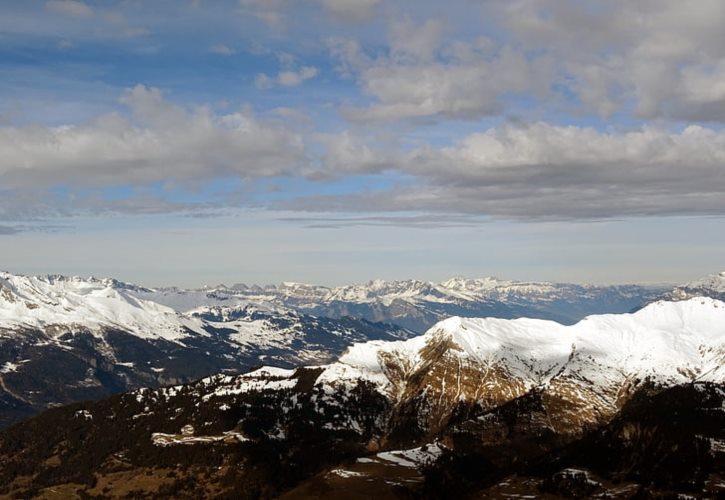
1, 295, 724, 498
134, 275, 668, 331
0, 269, 717, 431
0, 270, 702, 430
0, 272, 411, 428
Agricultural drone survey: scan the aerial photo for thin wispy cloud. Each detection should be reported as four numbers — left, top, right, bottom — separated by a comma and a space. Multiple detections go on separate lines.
209, 44, 236, 55
255, 66, 319, 89
45, 0, 93, 18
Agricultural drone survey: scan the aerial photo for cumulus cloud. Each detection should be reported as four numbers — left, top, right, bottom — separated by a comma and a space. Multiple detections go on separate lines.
389, 19, 444, 61
305, 122, 725, 219
492, 0, 725, 121
8, 1, 725, 226
316, 130, 397, 175
255, 66, 319, 89
317, 0, 725, 122
330, 22, 552, 121
3, 95, 725, 222
0, 85, 306, 189
38, 1, 725, 122
45, 0, 93, 18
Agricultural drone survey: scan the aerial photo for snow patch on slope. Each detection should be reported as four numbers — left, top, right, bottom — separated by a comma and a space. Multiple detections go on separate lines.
0, 272, 205, 341
317, 297, 725, 394
670, 271, 725, 301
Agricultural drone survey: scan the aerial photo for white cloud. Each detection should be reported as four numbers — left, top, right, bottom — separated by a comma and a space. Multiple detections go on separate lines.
317, 1, 725, 122
9, 0, 725, 225
331, 31, 550, 121
209, 44, 236, 55
27, 1, 725, 123
239, 0, 380, 27
414, 123, 725, 181
3, 91, 725, 222
0, 85, 306, 189
238, 0, 289, 30
57, 39, 75, 50
320, 0, 380, 22
389, 19, 444, 61
279, 66, 319, 86
493, 0, 725, 121
255, 66, 319, 89
122, 27, 150, 38
45, 0, 93, 18
254, 74, 275, 89
307, 122, 725, 219
317, 130, 395, 175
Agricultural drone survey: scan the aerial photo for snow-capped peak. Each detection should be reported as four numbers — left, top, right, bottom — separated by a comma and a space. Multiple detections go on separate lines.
679, 271, 725, 293
439, 276, 509, 290
1, 270, 669, 335
322, 297, 725, 394
0, 272, 204, 341
667, 271, 725, 302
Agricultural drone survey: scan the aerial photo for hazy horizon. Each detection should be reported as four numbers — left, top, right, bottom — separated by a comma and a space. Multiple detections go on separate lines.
0, 262, 696, 290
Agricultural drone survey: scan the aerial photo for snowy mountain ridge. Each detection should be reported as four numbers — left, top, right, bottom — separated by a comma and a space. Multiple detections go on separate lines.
147, 276, 657, 310
330, 297, 725, 393
0, 271, 414, 428
669, 270, 725, 301
181, 297, 725, 441
0, 271, 203, 341
1, 270, 668, 334
2, 281, 725, 497
1, 270, 658, 308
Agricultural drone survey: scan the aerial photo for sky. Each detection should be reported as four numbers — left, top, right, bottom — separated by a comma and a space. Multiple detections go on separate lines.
1, 0, 724, 287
